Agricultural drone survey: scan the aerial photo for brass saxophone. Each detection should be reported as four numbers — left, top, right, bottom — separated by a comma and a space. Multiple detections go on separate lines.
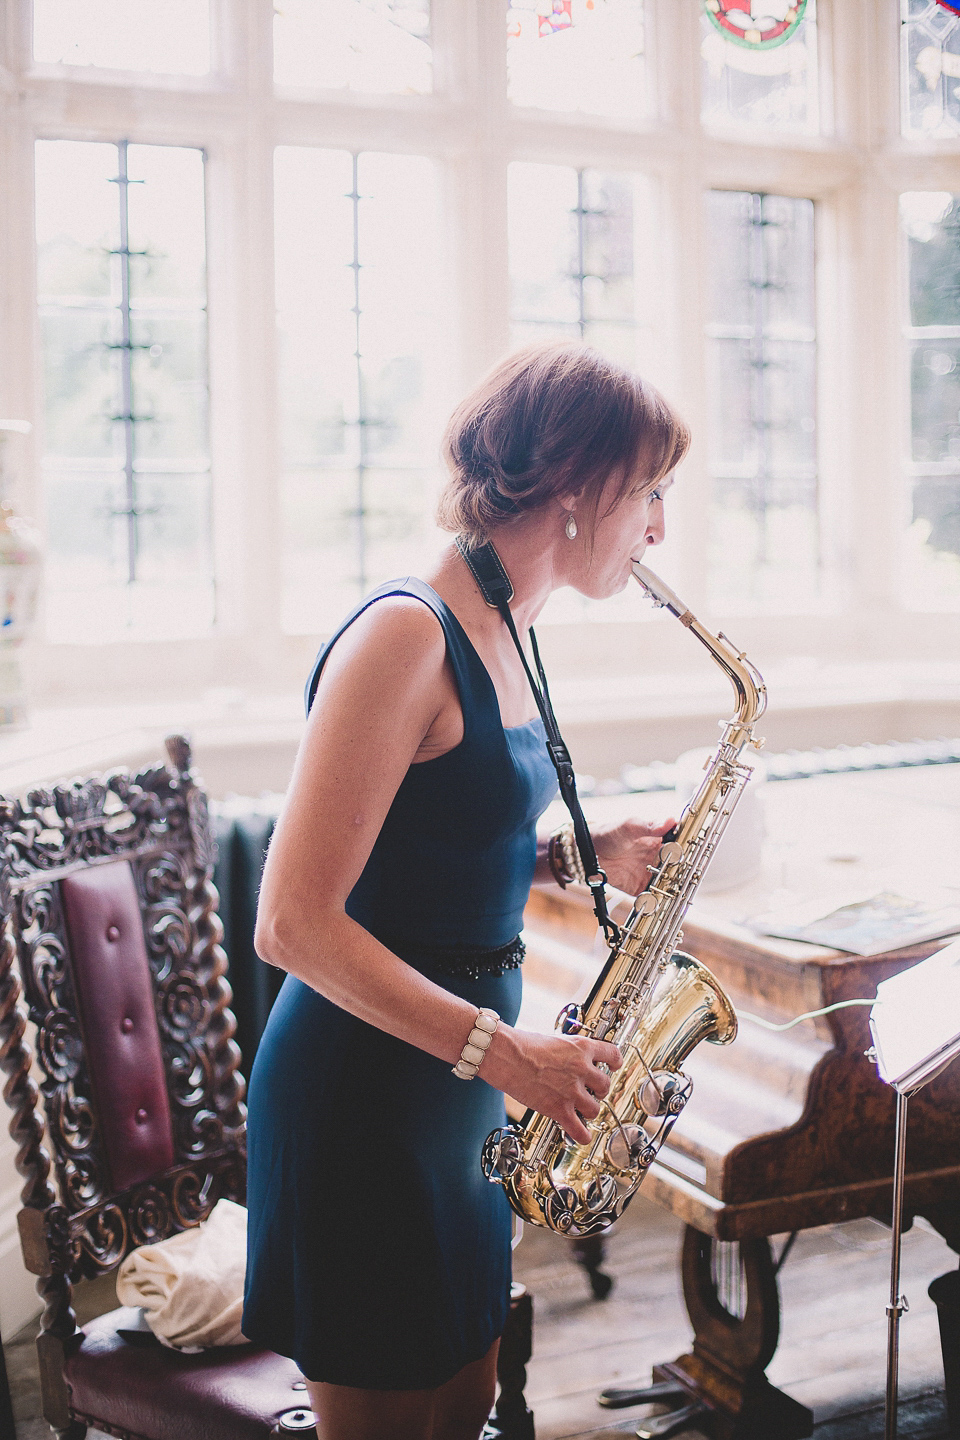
482, 562, 767, 1236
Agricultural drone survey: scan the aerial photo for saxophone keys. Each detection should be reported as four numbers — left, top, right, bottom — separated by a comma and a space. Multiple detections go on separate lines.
556, 1002, 585, 1034
635, 893, 657, 915
659, 841, 684, 865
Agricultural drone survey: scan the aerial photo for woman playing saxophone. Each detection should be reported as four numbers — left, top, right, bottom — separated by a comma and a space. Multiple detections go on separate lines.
243, 341, 687, 1440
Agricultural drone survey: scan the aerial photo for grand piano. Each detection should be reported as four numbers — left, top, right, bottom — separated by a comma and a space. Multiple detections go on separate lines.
516, 759, 960, 1439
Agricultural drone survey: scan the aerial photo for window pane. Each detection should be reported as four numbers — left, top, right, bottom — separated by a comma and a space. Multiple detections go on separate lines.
701, 0, 819, 133
275, 148, 448, 634
902, 191, 960, 609
507, 0, 647, 120
33, 0, 209, 73
901, 0, 960, 138
509, 162, 648, 354
35, 141, 213, 641
509, 160, 665, 623
274, 0, 431, 94
705, 190, 819, 612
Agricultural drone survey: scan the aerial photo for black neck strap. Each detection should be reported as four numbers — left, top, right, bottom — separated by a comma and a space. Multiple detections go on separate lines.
456, 536, 620, 949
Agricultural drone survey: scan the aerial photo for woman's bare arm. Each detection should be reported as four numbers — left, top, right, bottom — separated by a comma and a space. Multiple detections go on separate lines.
255, 597, 620, 1142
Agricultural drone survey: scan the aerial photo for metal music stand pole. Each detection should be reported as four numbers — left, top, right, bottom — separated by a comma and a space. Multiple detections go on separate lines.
885, 1089, 910, 1440
869, 938, 960, 1440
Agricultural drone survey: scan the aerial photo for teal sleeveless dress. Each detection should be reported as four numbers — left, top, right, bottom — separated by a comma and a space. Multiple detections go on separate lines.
242, 579, 557, 1389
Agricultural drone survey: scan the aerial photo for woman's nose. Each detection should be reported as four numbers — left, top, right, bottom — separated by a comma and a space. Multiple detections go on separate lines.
647, 512, 665, 546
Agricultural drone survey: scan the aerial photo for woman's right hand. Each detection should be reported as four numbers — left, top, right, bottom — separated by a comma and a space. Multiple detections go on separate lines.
483, 1027, 623, 1145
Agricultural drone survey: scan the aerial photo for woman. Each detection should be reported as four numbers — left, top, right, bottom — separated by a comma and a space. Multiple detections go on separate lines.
243, 342, 689, 1440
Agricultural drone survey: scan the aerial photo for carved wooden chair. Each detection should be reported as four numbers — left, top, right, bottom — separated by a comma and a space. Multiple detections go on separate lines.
0, 736, 313, 1439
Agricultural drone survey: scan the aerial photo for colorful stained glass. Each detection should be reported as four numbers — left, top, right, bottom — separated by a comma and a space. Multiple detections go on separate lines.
901, 0, 960, 137
703, 1, 807, 49
701, 0, 818, 131
507, 0, 647, 121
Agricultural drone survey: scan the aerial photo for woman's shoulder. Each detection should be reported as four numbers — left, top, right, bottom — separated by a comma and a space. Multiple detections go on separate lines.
306, 588, 449, 716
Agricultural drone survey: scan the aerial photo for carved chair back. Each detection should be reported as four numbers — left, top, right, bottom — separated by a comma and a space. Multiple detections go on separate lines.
0, 736, 245, 1382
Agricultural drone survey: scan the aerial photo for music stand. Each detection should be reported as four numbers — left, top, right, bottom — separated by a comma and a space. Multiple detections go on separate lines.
868, 936, 960, 1440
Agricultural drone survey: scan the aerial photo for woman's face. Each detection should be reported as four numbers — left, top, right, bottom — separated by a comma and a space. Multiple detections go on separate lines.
574, 469, 672, 600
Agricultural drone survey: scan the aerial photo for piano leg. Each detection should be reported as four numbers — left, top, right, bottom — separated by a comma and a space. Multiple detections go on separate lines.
599, 1227, 812, 1439
570, 1234, 614, 1299
485, 1283, 535, 1440
920, 1205, 960, 1439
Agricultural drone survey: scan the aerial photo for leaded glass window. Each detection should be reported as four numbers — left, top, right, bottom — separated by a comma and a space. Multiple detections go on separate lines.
508, 162, 651, 366
901, 0, 960, 138
509, 160, 668, 622
274, 148, 448, 634
35, 140, 213, 641
901, 192, 960, 608
705, 191, 818, 611
33, 0, 210, 74
507, 0, 647, 121
274, 0, 431, 94
701, 0, 819, 133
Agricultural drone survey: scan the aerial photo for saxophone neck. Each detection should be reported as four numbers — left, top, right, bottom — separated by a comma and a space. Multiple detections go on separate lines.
631, 562, 766, 735
688, 617, 767, 735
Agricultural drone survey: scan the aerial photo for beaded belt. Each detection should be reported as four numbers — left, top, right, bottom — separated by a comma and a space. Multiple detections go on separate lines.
400, 935, 525, 982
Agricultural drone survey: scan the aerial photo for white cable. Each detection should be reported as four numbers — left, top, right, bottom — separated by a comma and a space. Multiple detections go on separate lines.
738, 998, 875, 1032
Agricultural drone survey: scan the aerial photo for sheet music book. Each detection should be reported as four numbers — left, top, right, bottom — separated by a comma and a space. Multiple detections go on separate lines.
752, 890, 960, 957
869, 937, 960, 1095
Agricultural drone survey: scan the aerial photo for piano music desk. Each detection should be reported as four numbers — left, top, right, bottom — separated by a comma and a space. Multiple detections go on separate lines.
521, 761, 960, 1438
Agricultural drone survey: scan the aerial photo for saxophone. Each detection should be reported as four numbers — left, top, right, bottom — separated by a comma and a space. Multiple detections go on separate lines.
481, 562, 766, 1236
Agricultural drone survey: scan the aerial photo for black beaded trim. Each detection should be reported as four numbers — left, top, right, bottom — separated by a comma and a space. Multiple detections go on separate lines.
404, 935, 525, 981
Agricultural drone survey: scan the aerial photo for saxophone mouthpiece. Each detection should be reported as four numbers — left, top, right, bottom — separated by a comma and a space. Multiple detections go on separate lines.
631, 562, 695, 627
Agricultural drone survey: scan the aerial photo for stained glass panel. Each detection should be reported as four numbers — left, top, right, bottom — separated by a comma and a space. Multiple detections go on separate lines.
33, 0, 210, 74
901, 0, 960, 137
901, 191, 960, 608
507, 0, 647, 121
274, 147, 448, 634
705, 190, 819, 612
35, 140, 213, 641
701, 0, 819, 133
274, 0, 431, 94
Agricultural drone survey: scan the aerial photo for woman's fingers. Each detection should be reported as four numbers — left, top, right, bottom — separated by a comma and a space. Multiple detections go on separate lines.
564, 1112, 592, 1146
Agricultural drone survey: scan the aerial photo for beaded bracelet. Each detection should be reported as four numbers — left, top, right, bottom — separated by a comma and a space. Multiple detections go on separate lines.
556, 822, 587, 886
452, 1007, 500, 1080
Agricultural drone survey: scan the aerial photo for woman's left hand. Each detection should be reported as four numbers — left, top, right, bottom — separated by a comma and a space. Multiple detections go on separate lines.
592, 816, 678, 896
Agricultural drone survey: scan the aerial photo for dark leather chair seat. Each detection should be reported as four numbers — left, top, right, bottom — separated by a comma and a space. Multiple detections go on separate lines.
64, 1308, 311, 1440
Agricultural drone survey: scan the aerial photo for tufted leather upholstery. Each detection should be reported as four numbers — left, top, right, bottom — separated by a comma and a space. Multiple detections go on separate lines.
64, 1308, 313, 1440
61, 863, 176, 1194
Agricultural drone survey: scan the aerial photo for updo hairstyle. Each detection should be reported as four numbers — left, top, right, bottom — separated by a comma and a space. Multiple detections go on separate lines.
438, 342, 690, 547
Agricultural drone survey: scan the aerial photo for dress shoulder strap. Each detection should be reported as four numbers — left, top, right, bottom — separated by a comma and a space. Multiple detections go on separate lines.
304, 578, 482, 718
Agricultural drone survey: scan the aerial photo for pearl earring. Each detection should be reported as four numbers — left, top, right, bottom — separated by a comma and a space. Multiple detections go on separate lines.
565, 512, 578, 540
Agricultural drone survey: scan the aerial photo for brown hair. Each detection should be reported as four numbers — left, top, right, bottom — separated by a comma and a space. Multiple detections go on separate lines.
437, 341, 690, 546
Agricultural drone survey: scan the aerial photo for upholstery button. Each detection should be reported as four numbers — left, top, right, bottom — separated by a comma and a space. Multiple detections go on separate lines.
106, 925, 120, 942
136, 1108, 148, 1124
121, 1017, 134, 1034
291, 1381, 307, 1391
